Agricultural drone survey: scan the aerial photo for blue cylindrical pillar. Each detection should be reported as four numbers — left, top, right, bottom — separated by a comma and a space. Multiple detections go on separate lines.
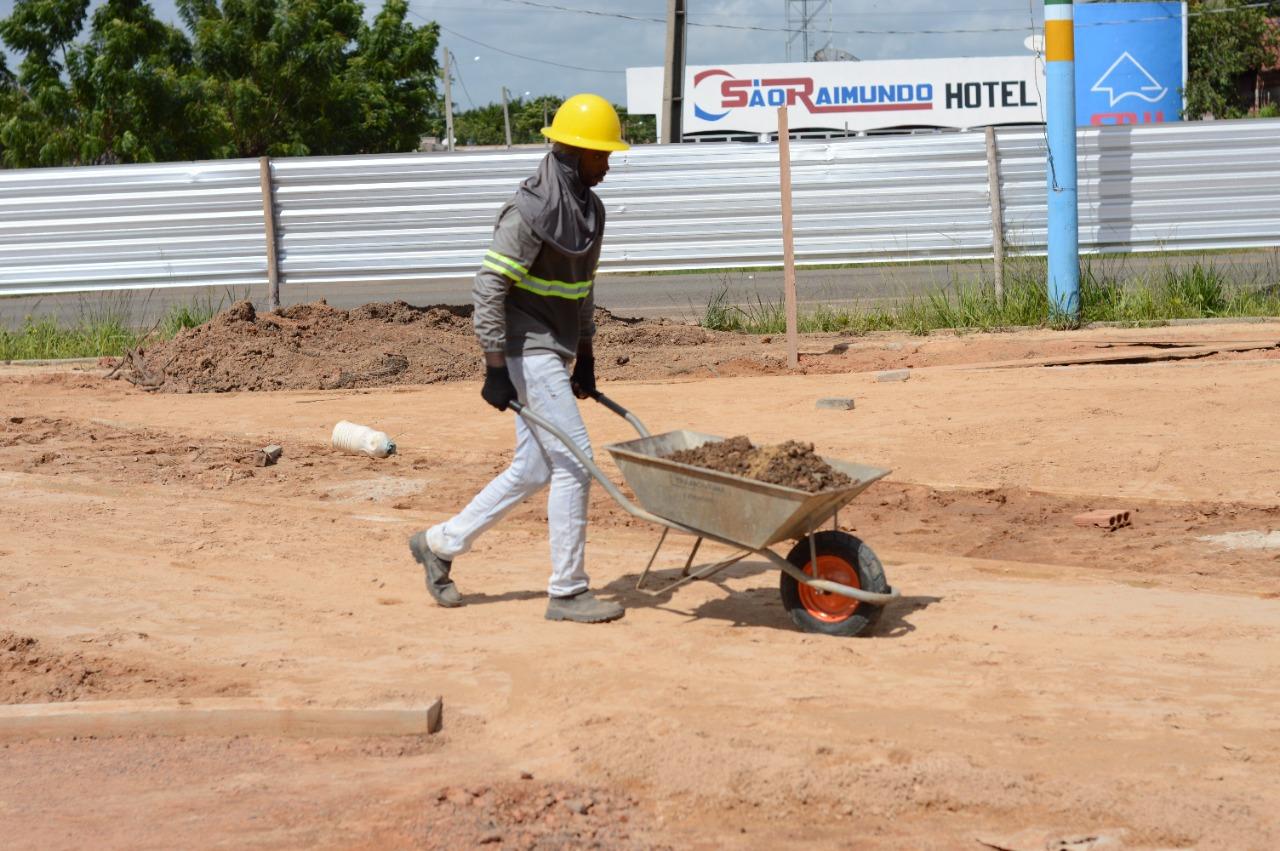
1045, 0, 1080, 321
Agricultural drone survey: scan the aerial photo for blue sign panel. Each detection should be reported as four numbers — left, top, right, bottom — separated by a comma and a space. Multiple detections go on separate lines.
1075, 2, 1185, 126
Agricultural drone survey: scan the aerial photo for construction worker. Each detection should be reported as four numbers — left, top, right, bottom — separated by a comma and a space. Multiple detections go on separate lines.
408, 94, 629, 624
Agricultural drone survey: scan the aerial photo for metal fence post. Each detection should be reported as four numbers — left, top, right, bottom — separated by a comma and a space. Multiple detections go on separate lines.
259, 156, 281, 311
1045, 0, 1081, 322
985, 126, 1006, 304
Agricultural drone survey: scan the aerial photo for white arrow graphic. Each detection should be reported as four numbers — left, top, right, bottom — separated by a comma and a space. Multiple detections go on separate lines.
1091, 51, 1168, 107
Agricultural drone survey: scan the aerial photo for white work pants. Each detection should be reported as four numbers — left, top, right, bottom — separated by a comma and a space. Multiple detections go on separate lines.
427, 352, 593, 597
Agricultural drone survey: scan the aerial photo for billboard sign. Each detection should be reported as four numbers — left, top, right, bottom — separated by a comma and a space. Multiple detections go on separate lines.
1074, 1, 1186, 125
626, 56, 1044, 136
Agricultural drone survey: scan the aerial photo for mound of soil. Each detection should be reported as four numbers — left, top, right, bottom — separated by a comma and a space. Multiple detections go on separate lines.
666, 435, 852, 492
115, 299, 729, 393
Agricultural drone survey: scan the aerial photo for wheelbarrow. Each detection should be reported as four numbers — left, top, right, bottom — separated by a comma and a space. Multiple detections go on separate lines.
511, 393, 900, 636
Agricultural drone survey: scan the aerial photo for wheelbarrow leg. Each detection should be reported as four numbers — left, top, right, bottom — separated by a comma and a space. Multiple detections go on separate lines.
647, 549, 752, 596
680, 537, 703, 577
638, 532, 706, 591
637, 527, 670, 591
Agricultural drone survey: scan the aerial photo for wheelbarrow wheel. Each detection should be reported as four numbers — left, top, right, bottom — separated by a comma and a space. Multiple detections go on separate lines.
780, 531, 888, 637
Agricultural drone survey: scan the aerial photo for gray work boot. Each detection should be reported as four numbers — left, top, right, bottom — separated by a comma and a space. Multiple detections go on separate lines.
408, 531, 462, 608
545, 590, 624, 623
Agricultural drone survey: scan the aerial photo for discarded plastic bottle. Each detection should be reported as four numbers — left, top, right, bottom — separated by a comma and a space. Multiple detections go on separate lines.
331, 421, 396, 458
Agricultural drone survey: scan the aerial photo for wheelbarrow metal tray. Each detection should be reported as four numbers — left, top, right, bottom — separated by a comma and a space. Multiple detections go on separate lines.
604, 430, 891, 551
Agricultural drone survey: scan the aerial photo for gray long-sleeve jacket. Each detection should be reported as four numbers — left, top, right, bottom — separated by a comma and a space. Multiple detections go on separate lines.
472, 200, 600, 360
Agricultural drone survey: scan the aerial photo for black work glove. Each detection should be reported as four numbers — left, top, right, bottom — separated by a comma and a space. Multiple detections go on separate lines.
481, 364, 519, 411
570, 354, 597, 399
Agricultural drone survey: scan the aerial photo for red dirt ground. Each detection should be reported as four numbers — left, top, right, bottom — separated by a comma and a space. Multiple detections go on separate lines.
2, 316, 1279, 849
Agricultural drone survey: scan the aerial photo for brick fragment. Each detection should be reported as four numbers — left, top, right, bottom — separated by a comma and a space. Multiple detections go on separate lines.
1073, 509, 1131, 530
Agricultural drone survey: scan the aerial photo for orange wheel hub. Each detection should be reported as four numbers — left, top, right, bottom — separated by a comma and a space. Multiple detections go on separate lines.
798, 554, 861, 622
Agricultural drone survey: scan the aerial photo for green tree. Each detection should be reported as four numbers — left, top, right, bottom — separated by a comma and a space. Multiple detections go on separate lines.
338, 0, 440, 153
0, 55, 12, 163
617, 106, 655, 145
1184, 0, 1280, 118
0, 0, 90, 166
179, 0, 439, 157
453, 100, 507, 146
66, 0, 206, 164
446, 95, 653, 147
0, 0, 441, 166
511, 94, 562, 143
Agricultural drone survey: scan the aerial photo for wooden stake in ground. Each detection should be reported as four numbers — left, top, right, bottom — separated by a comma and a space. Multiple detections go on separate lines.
985, 126, 1005, 305
777, 106, 799, 369
259, 156, 281, 312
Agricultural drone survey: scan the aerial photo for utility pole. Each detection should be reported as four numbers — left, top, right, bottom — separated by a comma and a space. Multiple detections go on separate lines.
442, 47, 454, 152
661, 0, 686, 143
1044, 0, 1079, 322
501, 86, 513, 149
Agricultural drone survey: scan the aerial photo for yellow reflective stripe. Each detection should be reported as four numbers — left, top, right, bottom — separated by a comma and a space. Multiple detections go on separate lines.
514, 279, 592, 300
485, 250, 528, 274
481, 259, 520, 282
526, 274, 591, 291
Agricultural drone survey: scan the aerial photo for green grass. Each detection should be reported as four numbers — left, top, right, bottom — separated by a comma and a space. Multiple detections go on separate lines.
0, 316, 140, 361
159, 293, 224, 337
699, 257, 1280, 336
0, 291, 236, 362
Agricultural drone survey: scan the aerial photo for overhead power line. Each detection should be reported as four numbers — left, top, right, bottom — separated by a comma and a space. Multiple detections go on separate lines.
409, 0, 1276, 80
493, 0, 1280, 36
417, 17, 626, 74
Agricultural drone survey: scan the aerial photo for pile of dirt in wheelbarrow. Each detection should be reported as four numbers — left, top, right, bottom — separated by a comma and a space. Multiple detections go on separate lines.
666, 435, 852, 492
107, 299, 735, 393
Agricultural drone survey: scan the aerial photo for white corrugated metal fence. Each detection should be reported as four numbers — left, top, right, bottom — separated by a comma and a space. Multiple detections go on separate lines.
1, 118, 1277, 297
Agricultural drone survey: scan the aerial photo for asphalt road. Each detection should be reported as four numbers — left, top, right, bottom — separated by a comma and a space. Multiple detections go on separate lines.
2, 251, 1277, 330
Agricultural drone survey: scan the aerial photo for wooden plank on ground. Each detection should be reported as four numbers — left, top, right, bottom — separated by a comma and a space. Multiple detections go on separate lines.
0, 697, 442, 741
964, 341, 1278, 370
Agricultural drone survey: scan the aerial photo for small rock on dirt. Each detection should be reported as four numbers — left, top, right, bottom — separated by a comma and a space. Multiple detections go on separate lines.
563, 798, 593, 815
254, 445, 283, 467
876, 368, 911, 382
815, 397, 855, 410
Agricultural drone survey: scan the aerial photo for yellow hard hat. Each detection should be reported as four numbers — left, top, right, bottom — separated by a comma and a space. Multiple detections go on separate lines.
541, 93, 630, 152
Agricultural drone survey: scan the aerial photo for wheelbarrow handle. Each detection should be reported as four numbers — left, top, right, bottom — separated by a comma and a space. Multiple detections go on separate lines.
588, 391, 651, 438
508, 400, 692, 534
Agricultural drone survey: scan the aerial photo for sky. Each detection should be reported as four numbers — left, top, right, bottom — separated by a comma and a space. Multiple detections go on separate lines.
0, 0, 1048, 107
